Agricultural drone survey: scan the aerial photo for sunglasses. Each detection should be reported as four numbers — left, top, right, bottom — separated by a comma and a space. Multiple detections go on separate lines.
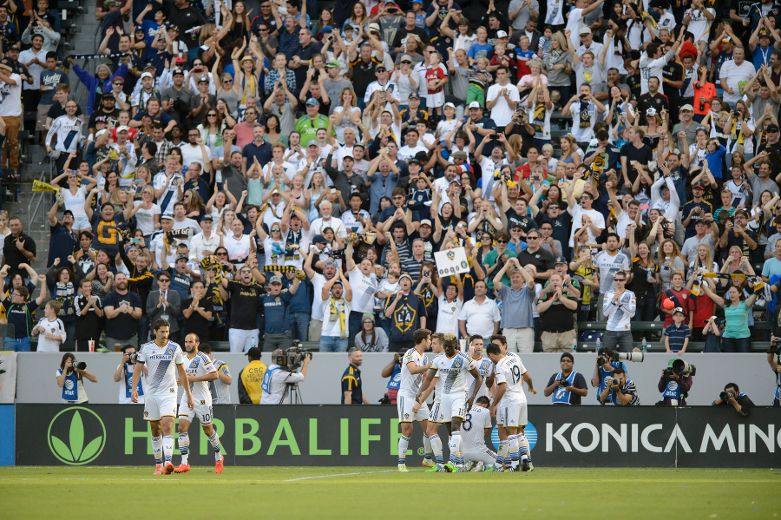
496, 239, 507, 243
159, 279, 170, 283
217, 252, 228, 256
207, 113, 217, 116
527, 236, 539, 240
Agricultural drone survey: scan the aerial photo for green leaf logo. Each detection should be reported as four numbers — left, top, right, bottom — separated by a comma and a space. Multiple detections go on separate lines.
47, 407, 106, 465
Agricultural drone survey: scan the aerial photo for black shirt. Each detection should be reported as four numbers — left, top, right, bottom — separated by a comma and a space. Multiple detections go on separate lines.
103, 290, 142, 340
182, 296, 214, 342
3, 233, 36, 278
227, 280, 263, 330
537, 287, 577, 332
620, 142, 654, 184
517, 247, 555, 282
74, 294, 104, 341
48, 223, 76, 269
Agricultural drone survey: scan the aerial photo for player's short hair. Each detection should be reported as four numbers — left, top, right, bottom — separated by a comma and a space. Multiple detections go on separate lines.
413, 328, 431, 344
476, 396, 490, 406
185, 332, 200, 343
152, 318, 170, 331
431, 333, 444, 343
469, 335, 483, 345
486, 343, 502, 356
442, 333, 457, 350
490, 334, 507, 347
612, 366, 626, 375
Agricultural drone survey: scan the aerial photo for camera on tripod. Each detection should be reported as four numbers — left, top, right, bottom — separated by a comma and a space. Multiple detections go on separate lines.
280, 341, 313, 371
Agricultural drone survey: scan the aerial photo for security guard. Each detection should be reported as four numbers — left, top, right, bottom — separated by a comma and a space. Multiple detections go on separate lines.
238, 347, 266, 404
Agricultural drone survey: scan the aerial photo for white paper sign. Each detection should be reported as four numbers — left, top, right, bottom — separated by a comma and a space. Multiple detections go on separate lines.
434, 247, 470, 277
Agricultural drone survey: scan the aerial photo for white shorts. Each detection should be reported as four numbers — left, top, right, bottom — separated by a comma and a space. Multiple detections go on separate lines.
228, 328, 259, 353
397, 394, 430, 423
178, 397, 213, 425
143, 393, 177, 421
462, 446, 496, 466
496, 398, 527, 427
429, 393, 466, 423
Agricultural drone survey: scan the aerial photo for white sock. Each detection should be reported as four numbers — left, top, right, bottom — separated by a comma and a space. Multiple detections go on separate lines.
152, 436, 163, 464
451, 431, 463, 465
397, 434, 410, 464
519, 433, 530, 462
429, 434, 444, 464
178, 432, 190, 465
162, 435, 173, 463
447, 435, 455, 463
422, 434, 432, 459
498, 440, 510, 468
208, 431, 222, 461
508, 434, 520, 467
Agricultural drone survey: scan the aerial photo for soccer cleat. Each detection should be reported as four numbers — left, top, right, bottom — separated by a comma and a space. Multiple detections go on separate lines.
484, 465, 496, 472
174, 463, 190, 473
215, 459, 224, 474
522, 460, 534, 472
421, 457, 435, 467
443, 461, 457, 473
163, 462, 175, 475
153, 465, 163, 476
426, 464, 446, 472
397, 464, 409, 473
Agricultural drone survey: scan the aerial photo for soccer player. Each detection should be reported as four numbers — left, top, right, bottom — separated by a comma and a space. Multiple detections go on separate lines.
487, 339, 537, 472
459, 396, 497, 471
396, 328, 434, 472
465, 335, 494, 399
174, 333, 224, 474
132, 319, 193, 475
415, 333, 482, 472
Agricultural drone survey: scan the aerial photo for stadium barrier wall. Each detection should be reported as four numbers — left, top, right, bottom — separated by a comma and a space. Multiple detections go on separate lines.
14, 405, 781, 467
13, 352, 779, 406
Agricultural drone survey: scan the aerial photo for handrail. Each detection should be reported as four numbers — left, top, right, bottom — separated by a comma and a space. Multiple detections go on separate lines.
27, 160, 54, 230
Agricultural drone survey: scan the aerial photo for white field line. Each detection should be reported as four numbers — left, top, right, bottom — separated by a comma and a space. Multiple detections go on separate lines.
284, 469, 397, 482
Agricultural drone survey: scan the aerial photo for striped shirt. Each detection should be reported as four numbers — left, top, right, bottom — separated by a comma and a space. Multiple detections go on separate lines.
664, 324, 691, 352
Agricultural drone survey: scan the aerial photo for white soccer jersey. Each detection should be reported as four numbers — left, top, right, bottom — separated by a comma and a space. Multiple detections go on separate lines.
432, 351, 476, 397
494, 355, 527, 402
183, 351, 216, 403
460, 406, 493, 451
465, 357, 494, 398
399, 348, 429, 397
210, 359, 232, 404
137, 340, 184, 396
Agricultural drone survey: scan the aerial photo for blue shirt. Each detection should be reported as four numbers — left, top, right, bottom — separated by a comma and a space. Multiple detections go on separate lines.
664, 323, 690, 352
262, 291, 294, 333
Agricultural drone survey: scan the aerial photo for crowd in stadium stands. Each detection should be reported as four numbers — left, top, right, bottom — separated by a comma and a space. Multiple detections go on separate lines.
7, 0, 781, 361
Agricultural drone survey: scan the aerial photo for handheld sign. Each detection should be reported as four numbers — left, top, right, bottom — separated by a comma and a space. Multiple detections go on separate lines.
434, 247, 469, 277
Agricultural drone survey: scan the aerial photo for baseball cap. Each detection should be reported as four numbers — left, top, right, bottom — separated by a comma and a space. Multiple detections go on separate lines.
468, 101, 482, 109
496, 30, 508, 38
313, 234, 328, 245
419, 219, 432, 227
680, 104, 693, 111
368, 22, 381, 32
768, 124, 780, 132
325, 59, 340, 68
140, 72, 153, 80
201, 214, 214, 221
673, 307, 685, 315
444, 102, 456, 109
116, 125, 129, 133
176, 255, 189, 262
408, 92, 419, 99
306, 97, 320, 106
399, 273, 413, 283
198, 75, 209, 83
646, 107, 657, 117
308, 141, 320, 147
579, 26, 592, 35
400, 54, 412, 63
161, 214, 173, 221
452, 151, 468, 161
172, 68, 184, 76
134, 25, 144, 33
554, 256, 567, 265
95, 129, 109, 139
269, 275, 283, 284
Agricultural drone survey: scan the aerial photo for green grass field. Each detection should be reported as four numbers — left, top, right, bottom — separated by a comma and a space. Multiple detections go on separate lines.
2, 466, 779, 519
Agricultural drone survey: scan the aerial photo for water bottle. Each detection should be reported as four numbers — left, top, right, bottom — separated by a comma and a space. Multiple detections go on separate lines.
641, 337, 648, 353
571, 340, 577, 353
215, 169, 223, 186
595, 336, 602, 352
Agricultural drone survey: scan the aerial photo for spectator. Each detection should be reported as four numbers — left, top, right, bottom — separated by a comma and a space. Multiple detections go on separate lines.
341, 348, 368, 405
701, 282, 757, 353
602, 271, 636, 352
536, 272, 579, 352
261, 273, 302, 351
491, 259, 534, 352
146, 272, 182, 344
384, 273, 427, 352
103, 273, 143, 349
320, 270, 352, 352
354, 313, 389, 352
2, 217, 36, 280
458, 279, 501, 344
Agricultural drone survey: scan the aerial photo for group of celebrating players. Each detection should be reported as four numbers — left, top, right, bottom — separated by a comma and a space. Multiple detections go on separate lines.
396, 329, 535, 473
131, 319, 532, 474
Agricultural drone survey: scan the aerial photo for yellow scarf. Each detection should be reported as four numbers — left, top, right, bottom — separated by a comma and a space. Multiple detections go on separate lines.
329, 297, 347, 337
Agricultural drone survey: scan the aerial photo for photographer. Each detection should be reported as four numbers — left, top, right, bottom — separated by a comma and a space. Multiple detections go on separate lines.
591, 347, 628, 402
657, 359, 695, 407
56, 353, 97, 404
598, 367, 639, 406
544, 353, 588, 405
768, 329, 781, 407
260, 347, 312, 404
113, 344, 144, 404
713, 383, 754, 417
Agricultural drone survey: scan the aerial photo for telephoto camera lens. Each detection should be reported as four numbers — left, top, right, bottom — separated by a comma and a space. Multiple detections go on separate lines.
75, 361, 87, 370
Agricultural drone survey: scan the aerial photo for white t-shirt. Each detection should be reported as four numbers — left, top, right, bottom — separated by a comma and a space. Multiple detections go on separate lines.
321, 296, 350, 338
349, 266, 377, 314
458, 297, 501, 338
0, 73, 23, 117
309, 216, 347, 239
486, 83, 521, 127
685, 7, 714, 43
569, 100, 601, 143
436, 295, 463, 335
36, 317, 66, 352
719, 59, 756, 104
566, 8, 584, 48
568, 205, 606, 246
133, 201, 161, 236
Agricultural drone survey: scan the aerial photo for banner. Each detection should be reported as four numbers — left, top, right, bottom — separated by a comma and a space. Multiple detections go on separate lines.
0, 352, 17, 403
434, 247, 469, 278
14, 405, 781, 467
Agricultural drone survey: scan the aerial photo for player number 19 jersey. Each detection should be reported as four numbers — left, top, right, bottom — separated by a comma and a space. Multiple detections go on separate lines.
495, 355, 527, 402
137, 340, 184, 396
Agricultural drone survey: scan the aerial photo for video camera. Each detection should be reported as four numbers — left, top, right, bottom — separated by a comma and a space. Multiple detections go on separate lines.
276, 341, 313, 371
663, 359, 696, 378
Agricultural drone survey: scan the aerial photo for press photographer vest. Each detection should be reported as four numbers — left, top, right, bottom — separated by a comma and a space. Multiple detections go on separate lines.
662, 379, 682, 401
123, 363, 144, 399
552, 371, 577, 405
61, 369, 79, 402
